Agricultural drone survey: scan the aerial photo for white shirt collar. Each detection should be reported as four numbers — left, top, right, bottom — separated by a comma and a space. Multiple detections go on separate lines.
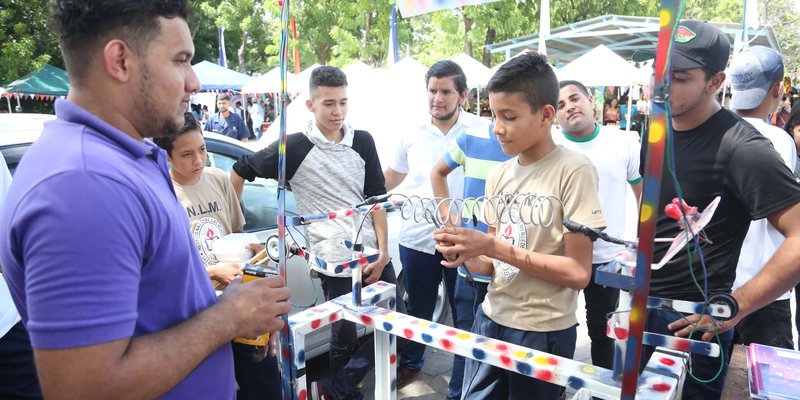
423, 107, 472, 136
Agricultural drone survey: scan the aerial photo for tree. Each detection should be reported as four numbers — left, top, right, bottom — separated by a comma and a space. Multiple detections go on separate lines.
0, 0, 62, 85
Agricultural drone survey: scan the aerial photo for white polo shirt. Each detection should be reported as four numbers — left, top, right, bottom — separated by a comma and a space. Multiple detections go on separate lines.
389, 109, 488, 254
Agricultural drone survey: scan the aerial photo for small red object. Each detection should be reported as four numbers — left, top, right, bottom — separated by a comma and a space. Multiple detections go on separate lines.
277, 0, 283, 5
664, 203, 683, 220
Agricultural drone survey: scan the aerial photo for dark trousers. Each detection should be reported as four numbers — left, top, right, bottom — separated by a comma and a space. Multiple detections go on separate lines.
319, 262, 405, 400
644, 309, 733, 400
0, 321, 42, 399
735, 299, 794, 349
448, 275, 489, 400
232, 342, 282, 400
398, 245, 458, 371
462, 307, 576, 400
583, 262, 620, 369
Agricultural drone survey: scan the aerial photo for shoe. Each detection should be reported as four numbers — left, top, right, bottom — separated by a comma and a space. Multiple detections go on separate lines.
397, 367, 421, 389
310, 380, 330, 400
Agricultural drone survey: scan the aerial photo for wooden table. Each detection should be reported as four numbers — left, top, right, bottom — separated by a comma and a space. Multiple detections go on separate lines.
721, 344, 749, 399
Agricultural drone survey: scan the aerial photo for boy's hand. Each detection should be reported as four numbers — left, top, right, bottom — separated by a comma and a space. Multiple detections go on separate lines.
363, 252, 389, 285
433, 227, 491, 268
207, 262, 244, 284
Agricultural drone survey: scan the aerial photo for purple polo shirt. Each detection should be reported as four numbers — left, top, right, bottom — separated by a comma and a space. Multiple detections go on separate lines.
0, 99, 235, 399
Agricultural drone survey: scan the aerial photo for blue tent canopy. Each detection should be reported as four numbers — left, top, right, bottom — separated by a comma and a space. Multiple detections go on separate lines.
192, 61, 255, 92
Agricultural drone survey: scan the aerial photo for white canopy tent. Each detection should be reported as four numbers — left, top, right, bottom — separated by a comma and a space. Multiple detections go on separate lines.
241, 67, 300, 94
557, 45, 648, 131
451, 53, 493, 89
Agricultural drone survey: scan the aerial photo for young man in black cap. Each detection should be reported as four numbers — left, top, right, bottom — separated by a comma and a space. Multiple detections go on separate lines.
638, 20, 800, 399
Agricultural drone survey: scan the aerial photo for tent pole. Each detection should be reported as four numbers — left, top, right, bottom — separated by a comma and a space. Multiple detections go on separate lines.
625, 91, 633, 132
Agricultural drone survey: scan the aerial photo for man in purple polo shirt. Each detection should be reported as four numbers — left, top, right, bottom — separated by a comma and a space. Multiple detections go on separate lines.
0, 1, 291, 398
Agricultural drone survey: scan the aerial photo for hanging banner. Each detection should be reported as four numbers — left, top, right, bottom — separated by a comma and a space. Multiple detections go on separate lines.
396, 0, 500, 18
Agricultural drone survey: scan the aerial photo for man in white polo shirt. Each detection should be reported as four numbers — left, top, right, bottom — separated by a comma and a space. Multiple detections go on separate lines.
384, 60, 488, 387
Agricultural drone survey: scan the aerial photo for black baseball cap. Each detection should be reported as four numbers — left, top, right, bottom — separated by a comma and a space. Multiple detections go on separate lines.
632, 20, 731, 73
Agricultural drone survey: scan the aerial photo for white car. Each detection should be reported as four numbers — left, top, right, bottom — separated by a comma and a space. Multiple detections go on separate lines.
0, 113, 449, 359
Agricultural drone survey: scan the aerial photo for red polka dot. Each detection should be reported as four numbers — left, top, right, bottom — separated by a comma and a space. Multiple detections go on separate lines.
441, 339, 454, 351
652, 383, 671, 392
345, 209, 354, 216
496, 343, 508, 351
328, 314, 338, 323
631, 268, 637, 277
328, 212, 337, 219
445, 329, 458, 336
298, 388, 307, 400
547, 357, 558, 365
390, 354, 397, 364
534, 370, 553, 381
660, 357, 676, 366
372, 204, 381, 211
403, 329, 414, 339
500, 355, 512, 367
675, 339, 690, 352
360, 315, 373, 325
606, 324, 611, 335
614, 327, 628, 340
311, 319, 321, 329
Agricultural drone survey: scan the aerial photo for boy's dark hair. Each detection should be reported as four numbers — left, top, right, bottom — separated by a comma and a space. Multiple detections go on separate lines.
487, 52, 558, 111
309, 66, 348, 98
559, 80, 590, 97
425, 61, 467, 94
153, 112, 200, 155
217, 93, 231, 102
784, 105, 800, 138
49, 0, 189, 85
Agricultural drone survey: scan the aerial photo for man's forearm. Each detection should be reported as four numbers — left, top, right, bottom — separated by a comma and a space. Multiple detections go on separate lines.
732, 236, 800, 320
230, 170, 245, 201
35, 300, 240, 400
372, 209, 389, 254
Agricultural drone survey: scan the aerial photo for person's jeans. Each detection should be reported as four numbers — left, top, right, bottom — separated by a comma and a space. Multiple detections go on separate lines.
462, 307, 576, 400
319, 262, 406, 400
583, 262, 620, 369
734, 299, 794, 349
448, 275, 489, 400
398, 245, 457, 371
232, 343, 282, 400
644, 308, 733, 400
0, 321, 42, 399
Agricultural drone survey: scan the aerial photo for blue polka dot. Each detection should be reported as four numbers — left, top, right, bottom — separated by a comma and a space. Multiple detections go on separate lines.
389, 297, 396, 308
567, 376, 585, 390
352, 283, 359, 291
383, 322, 394, 332
516, 361, 532, 376
335, 266, 343, 274
391, 378, 397, 390
297, 349, 306, 364
649, 335, 666, 346
472, 348, 486, 360
475, 337, 487, 343
430, 323, 439, 329
421, 333, 433, 343
371, 296, 380, 305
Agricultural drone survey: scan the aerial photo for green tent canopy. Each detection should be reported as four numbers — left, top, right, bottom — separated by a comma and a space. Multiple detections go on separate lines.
4, 64, 70, 96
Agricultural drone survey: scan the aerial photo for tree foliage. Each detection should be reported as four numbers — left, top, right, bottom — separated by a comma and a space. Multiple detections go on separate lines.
0, 0, 62, 85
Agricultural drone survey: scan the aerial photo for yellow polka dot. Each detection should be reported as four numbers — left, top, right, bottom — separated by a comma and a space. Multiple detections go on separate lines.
660, 10, 671, 26
534, 356, 549, 365
648, 122, 664, 143
418, 321, 429, 328
640, 205, 653, 222
514, 351, 529, 359
457, 332, 471, 340
630, 308, 640, 323
581, 365, 596, 374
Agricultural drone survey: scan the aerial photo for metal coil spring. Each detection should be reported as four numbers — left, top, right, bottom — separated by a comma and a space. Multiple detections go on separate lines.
394, 194, 565, 228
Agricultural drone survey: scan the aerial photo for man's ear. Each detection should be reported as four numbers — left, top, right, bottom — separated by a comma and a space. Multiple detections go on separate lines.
771, 81, 784, 100
102, 39, 136, 83
305, 98, 314, 112
541, 104, 556, 126
707, 71, 726, 93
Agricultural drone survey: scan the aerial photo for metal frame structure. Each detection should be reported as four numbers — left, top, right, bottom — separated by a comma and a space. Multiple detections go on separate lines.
486, 14, 780, 65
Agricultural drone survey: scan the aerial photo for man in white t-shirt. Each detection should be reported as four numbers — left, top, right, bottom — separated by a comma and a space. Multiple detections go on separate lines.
0, 152, 42, 398
383, 60, 487, 388
730, 46, 797, 349
554, 79, 643, 370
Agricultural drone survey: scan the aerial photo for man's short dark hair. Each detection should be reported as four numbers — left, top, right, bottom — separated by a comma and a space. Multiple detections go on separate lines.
153, 112, 200, 155
217, 93, 231, 102
309, 66, 348, 98
49, 0, 189, 84
425, 61, 468, 94
487, 52, 559, 112
559, 80, 590, 97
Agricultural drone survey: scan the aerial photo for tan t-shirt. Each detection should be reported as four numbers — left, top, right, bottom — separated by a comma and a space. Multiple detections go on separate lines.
482, 145, 605, 332
173, 167, 245, 266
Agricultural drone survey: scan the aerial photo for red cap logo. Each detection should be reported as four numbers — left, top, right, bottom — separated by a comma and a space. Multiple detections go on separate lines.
675, 26, 697, 43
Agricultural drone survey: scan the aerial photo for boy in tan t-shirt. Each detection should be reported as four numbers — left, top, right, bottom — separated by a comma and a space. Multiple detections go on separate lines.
433, 52, 605, 400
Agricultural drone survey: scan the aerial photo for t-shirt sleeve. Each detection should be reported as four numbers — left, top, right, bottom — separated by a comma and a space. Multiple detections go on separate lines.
355, 131, 387, 198
389, 135, 409, 174
561, 163, 606, 233
233, 140, 279, 182
626, 135, 643, 184
726, 134, 800, 219
11, 172, 145, 348
444, 131, 467, 170
223, 174, 246, 231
